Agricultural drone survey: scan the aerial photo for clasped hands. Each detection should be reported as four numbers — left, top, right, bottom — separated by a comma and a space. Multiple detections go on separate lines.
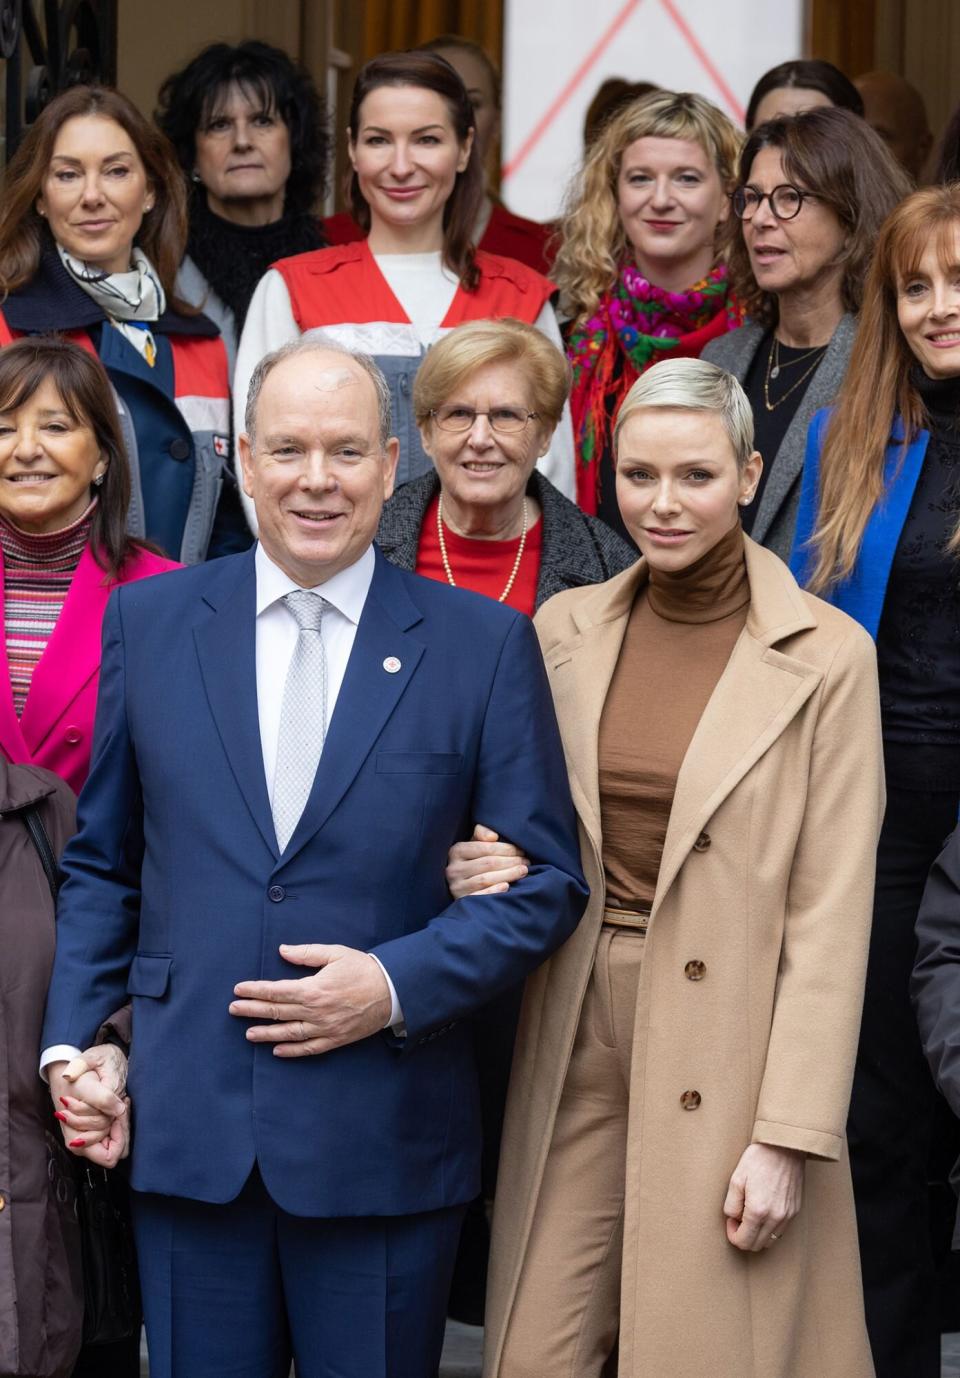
447, 825, 806, 1252
49, 943, 392, 1165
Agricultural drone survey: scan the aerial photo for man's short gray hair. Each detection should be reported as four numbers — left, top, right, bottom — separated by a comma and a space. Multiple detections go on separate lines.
244, 335, 393, 449
613, 357, 755, 469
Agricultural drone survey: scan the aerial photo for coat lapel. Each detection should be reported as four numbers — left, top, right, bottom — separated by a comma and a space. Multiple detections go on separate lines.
17, 545, 114, 754
751, 315, 856, 544
652, 539, 822, 911
541, 562, 645, 851
279, 553, 425, 866
194, 550, 278, 857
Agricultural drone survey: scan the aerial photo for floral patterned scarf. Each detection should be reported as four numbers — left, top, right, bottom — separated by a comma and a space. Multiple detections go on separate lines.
568, 262, 740, 512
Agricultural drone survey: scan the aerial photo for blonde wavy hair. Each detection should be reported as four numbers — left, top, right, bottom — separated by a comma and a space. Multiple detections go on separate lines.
553, 90, 743, 325
806, 185, 960, 594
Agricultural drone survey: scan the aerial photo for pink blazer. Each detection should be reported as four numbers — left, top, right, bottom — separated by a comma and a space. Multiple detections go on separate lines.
0, 543, 180, 794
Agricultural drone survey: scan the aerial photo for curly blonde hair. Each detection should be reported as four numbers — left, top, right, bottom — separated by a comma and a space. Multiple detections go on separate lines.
553, 90, 742, 325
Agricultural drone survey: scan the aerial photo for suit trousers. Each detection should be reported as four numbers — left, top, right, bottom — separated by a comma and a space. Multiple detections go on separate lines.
131, 1167, 465, 1378
849, 749, 960, 1378
499, 923, 644, 1378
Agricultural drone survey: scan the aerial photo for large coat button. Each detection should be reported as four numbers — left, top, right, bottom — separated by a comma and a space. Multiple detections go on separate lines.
693, 831, 711, 852
684, 960, 706, 981
169, 438, 191, 461
64, 725, 83, 744
268, 885, 285, 903
680, 1090, 702, 1111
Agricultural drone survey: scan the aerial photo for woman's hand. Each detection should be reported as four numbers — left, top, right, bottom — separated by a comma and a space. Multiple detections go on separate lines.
723, 1143, 804, 1252
52, 1045, 129, 1166
446, 824, 529, 898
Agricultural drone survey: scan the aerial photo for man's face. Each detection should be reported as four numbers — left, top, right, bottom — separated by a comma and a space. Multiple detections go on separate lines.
239, 351, 399, 587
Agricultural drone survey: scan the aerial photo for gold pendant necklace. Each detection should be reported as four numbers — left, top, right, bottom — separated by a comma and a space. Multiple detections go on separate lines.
437, 495, 529, 603
763, 336, 827, 412
768, 335, 828, 379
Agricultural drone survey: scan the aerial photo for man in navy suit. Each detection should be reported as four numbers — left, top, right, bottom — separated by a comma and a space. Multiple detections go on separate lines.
41, 339, 587, 1378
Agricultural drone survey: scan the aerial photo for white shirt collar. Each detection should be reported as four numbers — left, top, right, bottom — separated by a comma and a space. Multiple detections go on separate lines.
254, 541, 375, 625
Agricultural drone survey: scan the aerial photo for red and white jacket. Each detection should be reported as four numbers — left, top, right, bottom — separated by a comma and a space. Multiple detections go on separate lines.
234, 242, 575, 516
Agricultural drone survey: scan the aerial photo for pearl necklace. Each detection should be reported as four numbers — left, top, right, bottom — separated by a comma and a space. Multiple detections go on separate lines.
437, 495, 529, 603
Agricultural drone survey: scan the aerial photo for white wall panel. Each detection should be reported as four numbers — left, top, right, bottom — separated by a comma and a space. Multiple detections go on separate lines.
502, 0, 804, 220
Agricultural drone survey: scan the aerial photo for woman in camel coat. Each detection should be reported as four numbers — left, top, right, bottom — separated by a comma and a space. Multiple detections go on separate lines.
454, 358, 884, 1378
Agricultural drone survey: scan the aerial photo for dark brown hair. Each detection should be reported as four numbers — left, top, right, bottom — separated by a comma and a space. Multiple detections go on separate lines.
0, 337, 138, 578
723, 106, 912, 327
347, 51, 483, 291
745, 59, 864, 131
0, 85, 190, 310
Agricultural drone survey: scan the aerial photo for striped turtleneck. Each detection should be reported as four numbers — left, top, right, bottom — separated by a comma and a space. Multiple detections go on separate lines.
1, 500, 96, 716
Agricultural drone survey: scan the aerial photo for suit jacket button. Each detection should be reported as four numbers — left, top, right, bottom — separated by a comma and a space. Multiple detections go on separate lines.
64, 725, 83, 744
268, 885, 285, 902
693, 831, 711, 852
684, 960, 706, 981
680, 1090, 702, 1111
168, 438, 191, 461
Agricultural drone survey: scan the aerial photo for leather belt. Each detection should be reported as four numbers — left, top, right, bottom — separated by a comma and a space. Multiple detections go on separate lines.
603, 905, 651, 931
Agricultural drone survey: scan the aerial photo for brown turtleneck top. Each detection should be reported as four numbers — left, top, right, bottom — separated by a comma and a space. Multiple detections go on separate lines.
599, 520, 750, 910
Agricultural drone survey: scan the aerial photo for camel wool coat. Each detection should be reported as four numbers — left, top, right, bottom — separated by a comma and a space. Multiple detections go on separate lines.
484, 535, 884, 1378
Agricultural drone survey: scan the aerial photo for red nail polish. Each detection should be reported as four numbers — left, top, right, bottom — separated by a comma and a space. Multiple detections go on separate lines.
54, 1111, 67, 1123
68, 1138, 85, 1148
59, 1097, 70, 1108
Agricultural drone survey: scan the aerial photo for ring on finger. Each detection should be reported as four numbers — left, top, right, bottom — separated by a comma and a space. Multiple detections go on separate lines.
769, 1232, 782, 1242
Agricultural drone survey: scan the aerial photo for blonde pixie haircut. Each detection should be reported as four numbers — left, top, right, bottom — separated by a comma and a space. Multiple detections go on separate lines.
614, 357, 754, 469
413, 318, 571, 429
554, 89, 743, 325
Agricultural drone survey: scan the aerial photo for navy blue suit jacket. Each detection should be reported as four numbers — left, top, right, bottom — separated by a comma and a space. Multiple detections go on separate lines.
42, 547, 587, 1215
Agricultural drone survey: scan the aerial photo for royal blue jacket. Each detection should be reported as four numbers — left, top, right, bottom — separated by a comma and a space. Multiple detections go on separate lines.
42, 548, 588, 1215
789, 407, 930, 638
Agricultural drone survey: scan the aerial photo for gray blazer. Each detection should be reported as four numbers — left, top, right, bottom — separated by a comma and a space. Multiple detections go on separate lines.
703, 314, 857, 561
376, 469, 637, 612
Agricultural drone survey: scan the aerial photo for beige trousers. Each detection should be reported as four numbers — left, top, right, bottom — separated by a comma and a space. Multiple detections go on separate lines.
499, 923, 645, 1378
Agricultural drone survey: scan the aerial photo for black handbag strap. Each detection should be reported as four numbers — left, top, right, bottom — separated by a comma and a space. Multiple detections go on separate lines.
20, 802, 62, 901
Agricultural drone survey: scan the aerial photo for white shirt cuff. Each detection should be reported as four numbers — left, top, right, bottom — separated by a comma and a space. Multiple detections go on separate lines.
369, 954, 405, 1036
39, 1044, 83, 1081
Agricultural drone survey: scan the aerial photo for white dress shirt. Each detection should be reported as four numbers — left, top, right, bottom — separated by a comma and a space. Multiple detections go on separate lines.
255, 540, 373, 806
41, 541, 401, 1075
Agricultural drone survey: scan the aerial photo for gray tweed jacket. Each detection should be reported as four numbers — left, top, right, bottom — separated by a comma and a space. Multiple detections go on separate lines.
702, 313, 856, 561
376, 469, 637, 612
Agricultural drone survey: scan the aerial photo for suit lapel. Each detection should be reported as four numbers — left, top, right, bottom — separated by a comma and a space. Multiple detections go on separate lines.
280, 554, 425, 866
194, 550, 278, 857
752, 315, 855, 544
18, 545, 114, 754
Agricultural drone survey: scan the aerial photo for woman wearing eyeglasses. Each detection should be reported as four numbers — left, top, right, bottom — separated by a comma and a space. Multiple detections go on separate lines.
377, 318, 635, 615
376, 316, 634, 1329
703, 107, 909, 558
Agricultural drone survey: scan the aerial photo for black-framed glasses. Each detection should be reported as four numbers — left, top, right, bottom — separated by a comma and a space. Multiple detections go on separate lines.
429, 404, 540, 434
732, 182, 815, 221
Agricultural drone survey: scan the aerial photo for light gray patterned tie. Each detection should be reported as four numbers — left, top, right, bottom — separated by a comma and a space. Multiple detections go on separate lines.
272, 590, 329, 852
